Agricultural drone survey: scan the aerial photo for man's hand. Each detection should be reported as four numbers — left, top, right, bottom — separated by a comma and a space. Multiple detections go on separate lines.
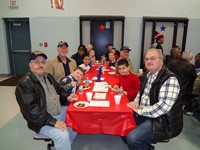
127, 101, 140, 113
67, 94, 78, 102
55, 120, 67, 131
71, 81, 77, 87
137, 72, 143, 77
112, 85, 119, 92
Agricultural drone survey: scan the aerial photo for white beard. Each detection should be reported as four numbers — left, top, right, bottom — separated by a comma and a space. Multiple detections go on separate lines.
60, 52, 67, 57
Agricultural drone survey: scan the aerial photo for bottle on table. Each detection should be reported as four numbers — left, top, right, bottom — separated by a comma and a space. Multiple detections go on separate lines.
78, 85, 83, 94
97, 66, 102, 82
119, 86, 124, 95
85, 77, 90, 83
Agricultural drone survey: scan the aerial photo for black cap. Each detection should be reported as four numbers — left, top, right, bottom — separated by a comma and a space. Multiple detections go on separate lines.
30, 51, 47, 61
57, 41, 69, 48
78, 46, 85, 50
78, 44, 86, 50
120, 46, 131, 51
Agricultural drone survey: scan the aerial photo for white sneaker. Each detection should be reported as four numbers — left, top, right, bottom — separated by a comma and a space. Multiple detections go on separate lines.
186, 112, 194, 116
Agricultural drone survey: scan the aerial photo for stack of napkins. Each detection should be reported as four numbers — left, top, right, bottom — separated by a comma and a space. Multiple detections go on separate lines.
93, 92, 107, 99
89, 100, 110, 107
92, 82, 110, 92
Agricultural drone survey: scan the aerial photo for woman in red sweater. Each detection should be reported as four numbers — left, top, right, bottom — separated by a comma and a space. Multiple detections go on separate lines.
112, 59, 140, 101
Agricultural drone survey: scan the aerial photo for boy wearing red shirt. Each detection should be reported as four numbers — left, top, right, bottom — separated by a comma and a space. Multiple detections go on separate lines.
112, 59, 140, 101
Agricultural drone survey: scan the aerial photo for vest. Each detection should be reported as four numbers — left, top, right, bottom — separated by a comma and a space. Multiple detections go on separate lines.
140, 67, 183, 142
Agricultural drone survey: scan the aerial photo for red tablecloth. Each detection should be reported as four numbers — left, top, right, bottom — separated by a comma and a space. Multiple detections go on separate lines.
66, 64, 136, 136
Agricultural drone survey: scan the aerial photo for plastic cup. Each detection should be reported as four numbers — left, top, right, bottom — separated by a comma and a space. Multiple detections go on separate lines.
86, 92, 93, 101
139, 69, 143, 73
114, 95, 121, 105
78, 86, 83, 94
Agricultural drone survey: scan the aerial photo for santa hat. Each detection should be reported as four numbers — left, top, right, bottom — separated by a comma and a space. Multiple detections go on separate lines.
154, 31, 164, 41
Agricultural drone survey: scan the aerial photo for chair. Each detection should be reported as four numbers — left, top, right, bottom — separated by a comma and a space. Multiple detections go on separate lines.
33, 133, 54, 150
151, 139, 170, 150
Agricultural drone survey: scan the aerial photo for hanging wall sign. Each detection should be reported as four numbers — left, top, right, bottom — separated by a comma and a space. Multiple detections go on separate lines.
9, 0, 18, 8
50, 0, 64, 10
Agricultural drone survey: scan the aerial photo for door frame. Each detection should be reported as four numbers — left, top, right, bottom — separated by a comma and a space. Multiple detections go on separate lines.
79, 15, 125, 48
141, 16, 189, 67
4, 18, 31, 75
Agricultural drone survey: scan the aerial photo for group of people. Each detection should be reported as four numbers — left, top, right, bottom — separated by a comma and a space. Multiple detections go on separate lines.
152, 31, 200, 114
15, 38, 199, 150
165, 46, 200, 115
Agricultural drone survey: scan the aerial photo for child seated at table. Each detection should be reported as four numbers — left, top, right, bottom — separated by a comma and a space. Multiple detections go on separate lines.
108, 52, 116, 70
112, 59, 140, 101
59, 67, 85, 95
111, 47, 120, 60
79, 55, 91, 73
89, 49, 96, 66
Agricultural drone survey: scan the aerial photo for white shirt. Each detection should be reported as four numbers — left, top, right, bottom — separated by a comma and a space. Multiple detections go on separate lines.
79, 64, 90, 72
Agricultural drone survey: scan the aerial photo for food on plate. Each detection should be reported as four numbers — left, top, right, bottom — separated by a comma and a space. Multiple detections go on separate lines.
83, 83, 90, 88
76, 103, 85, 107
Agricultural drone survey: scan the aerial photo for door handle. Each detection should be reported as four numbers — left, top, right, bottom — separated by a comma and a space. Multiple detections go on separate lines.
12, 50, 31, 53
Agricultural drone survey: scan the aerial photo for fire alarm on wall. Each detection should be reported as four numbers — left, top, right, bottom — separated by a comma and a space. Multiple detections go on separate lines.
44, 42, 48, 47
9, 0, 18, 8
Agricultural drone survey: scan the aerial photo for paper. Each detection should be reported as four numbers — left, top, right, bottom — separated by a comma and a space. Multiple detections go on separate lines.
93, 93, 107, 99
108, 72, 115, 75
89, 100, 110, 107
92, 82, 109, 92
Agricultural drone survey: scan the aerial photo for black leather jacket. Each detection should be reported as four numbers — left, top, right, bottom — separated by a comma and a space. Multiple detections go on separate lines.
168, 59, 197, 94
15, 70, 68, 133
140, 67, 183, 141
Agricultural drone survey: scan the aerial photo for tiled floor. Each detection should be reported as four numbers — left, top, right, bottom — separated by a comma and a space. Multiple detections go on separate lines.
0, 77, 10, 82
0, 77, 200, 150
0, 86, 19, 128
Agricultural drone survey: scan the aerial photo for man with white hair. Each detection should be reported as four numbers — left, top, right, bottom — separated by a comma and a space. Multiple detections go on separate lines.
127, 48, 182, 150
16, 51, 77, 150
86, 44, 94, 54
169, 50, 197, 94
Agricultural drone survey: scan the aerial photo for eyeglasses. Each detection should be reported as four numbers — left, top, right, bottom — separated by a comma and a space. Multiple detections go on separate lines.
31, 60, 46, 65
144, 57, 161, 62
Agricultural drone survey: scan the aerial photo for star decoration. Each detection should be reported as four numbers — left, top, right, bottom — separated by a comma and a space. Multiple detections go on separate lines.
160, 25, 166, 31
99, 25, 105, 31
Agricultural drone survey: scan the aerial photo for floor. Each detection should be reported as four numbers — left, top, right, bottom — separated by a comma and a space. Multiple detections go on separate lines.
0, 77, 200, 150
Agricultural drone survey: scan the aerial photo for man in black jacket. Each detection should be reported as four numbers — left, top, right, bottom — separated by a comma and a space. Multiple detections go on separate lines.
126, 49, 182, 150
15, 51, 77, 150
169, 50, 197, 94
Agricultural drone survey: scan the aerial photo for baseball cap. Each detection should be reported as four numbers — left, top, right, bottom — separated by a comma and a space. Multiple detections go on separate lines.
120, 46, 131, 51
30, 51, 47, 61
57, 41, 69, 48
78, 46, 85, 50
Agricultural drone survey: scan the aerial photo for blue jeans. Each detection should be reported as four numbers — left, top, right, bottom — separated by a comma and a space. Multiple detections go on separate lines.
126, 113, 153, 150
39, 106, 77, 150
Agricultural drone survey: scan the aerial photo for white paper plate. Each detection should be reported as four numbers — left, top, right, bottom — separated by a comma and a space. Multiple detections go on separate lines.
92, 77, 105, 81
83, 80, 92, 83
108, 72, 115, 75
74, 101, 89, 108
